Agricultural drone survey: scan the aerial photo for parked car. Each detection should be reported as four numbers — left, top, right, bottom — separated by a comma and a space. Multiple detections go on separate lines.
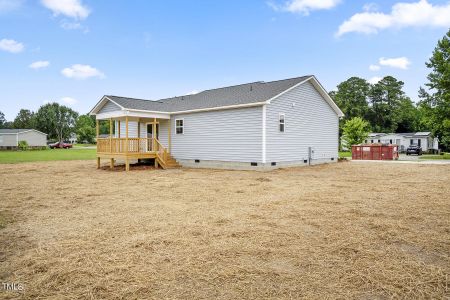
406, 144, 422, 156
49, 141, 73, 149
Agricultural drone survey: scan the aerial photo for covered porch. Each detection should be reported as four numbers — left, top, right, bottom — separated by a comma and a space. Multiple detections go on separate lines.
95, 112, 177, 171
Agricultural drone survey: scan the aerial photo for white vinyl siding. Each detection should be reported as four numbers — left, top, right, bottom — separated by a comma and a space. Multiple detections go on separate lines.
17, 131, 47, 146
98, 100, 121, 114
114, 121, 139, 138
0, 134, 18, 147
266, 81, 339, 162
170, 107, 263, 162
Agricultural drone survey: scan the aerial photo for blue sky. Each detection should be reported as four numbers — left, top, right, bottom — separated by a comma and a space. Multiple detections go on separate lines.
1, 0, 449, 120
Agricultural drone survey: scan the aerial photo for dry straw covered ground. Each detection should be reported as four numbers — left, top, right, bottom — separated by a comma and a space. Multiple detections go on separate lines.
0, 160, 449, 299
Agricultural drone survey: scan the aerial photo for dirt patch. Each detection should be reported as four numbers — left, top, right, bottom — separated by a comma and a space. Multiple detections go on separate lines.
0, 161, 449, 299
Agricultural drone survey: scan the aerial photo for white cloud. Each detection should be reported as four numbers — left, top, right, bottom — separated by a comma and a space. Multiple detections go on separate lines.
363, 3, 379, 12
369, 64, 380, 71
187, 90, 199, 95
337, 0, 450, 36
368, 76, 382, 84
59, 19, 90, 32
0, 38, 24, 53
269, 0, 341, 15
379, 57, 410, 69
60, 97, 77, 105
41, 0, 90, 20
29, 60, 50, 69
0, 0, 23, 13
61, 64, 105, 80
60, 20, 81, 30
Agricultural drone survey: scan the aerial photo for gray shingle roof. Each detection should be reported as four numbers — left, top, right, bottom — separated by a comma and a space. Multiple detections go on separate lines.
105, 76, 312, 112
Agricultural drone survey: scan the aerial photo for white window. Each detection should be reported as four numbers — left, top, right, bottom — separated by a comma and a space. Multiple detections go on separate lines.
279, 114, 285, 132
175, 119, 184, 134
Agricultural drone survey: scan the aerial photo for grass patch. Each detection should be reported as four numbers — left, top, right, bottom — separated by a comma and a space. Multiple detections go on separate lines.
339, 151, 351, 158
73, 143, 96, 148
419, 153, 450, 160
0, 211, 14, 229
0, 149, 96, 163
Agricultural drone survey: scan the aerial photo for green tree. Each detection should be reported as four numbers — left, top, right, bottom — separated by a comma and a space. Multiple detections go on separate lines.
420, 29, 450, 150
35, 103, 79, 142
341, 117, 371, 149
330, 77, 371, 122
76, 114, 96, 143
13, 109, 36, 129
396, 98, 419, 132
368, 76, 415, 133
0, 111, 6, 129
329, 77, 371, 138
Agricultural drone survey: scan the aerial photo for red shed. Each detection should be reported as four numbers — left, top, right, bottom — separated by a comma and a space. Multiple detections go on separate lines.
352, 144, 399, 160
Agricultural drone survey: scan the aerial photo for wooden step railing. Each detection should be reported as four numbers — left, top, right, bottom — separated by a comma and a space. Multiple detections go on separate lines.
154, 138, 169, 167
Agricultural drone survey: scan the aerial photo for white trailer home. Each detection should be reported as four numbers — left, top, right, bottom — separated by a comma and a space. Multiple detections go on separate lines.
0, 129, 47, 150
365, 132, 439, 153
89, 75, 344, 170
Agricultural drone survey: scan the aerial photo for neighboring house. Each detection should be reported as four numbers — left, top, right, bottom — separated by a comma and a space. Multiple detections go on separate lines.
89, 75, 344, 170
364, 132, 439, 153
68, 133, 77, 144
0, 129, 47, 150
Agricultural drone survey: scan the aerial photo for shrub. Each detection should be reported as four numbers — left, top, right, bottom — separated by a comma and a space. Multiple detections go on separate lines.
18, 140, 28, 151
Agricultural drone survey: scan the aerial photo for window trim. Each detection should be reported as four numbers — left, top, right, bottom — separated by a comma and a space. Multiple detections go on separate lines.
279, 113, 285, 133
175, 118, 184, 135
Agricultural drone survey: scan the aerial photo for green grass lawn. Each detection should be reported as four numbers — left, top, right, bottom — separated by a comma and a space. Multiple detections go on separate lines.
339, 151, 352, 158
73, 143, 96, 148
419, 153, 450, 160
0, 148, 96, 164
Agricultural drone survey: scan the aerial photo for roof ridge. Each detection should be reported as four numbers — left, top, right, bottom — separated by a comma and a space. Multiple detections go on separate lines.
262, 75, 313, 84
107, 95, 157, 102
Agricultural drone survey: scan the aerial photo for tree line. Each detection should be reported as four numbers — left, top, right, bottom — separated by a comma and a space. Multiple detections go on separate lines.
0, 103, 101, 144
333, 29, 450, 151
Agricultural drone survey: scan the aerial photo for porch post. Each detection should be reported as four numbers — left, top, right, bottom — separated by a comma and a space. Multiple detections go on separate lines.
137, 121, 140, 156
152, 118, 156, 151
153, 118, 158, 168
168, 118, 171, 153
96, 119, 100, 169
125, 116, 129, 153
109, 118, 112, 153
125, 116, 129, 172
96, 119, 99, 138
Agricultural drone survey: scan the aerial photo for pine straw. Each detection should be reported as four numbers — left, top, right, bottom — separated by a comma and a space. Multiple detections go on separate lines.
0, 161, 449, 299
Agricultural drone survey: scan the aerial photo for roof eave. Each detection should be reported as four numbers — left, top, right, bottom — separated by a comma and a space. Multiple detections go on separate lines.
89, 96, 125, 115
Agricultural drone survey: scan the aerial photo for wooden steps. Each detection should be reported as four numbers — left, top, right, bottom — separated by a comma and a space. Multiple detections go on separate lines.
157, 153, 181, 169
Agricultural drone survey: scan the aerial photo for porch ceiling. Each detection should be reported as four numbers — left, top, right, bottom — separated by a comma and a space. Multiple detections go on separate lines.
95, 109, 170, 120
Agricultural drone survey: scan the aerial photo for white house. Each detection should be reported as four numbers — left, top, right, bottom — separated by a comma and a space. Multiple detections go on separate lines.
365, 132, 439, 153
89, 75, 344, 170
0, 129, 47, 150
